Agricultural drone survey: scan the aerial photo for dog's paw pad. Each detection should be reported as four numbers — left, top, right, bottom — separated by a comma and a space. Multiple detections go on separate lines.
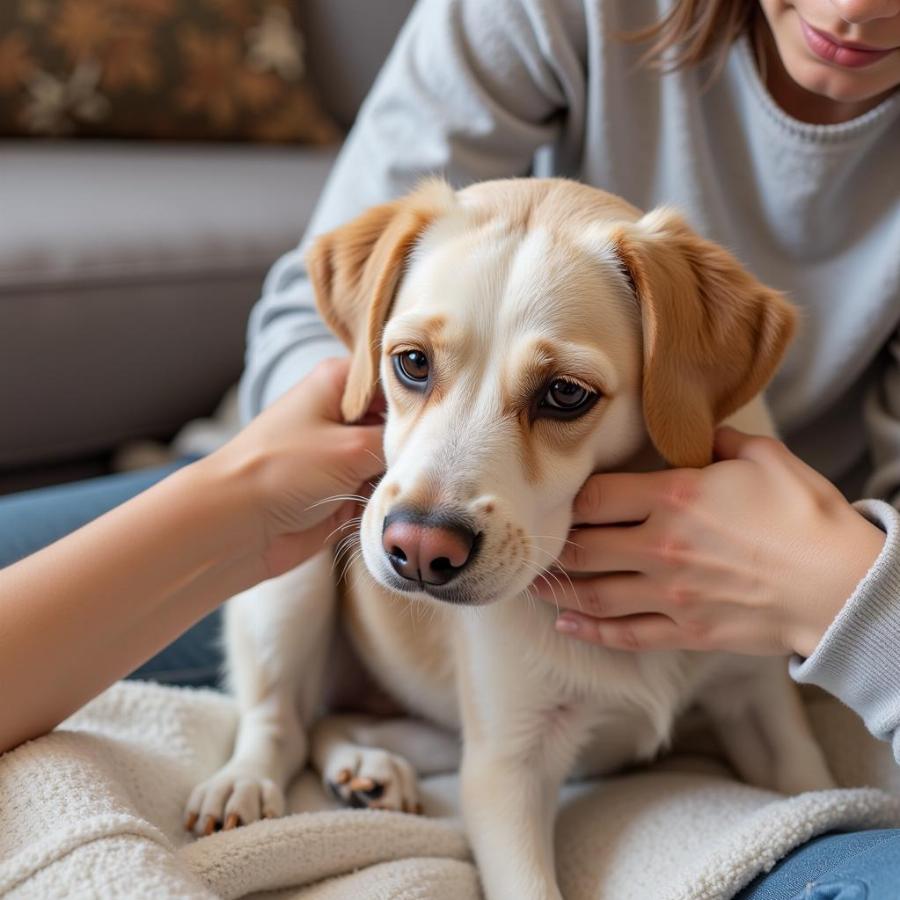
185, 769, 285, 837
325, 747, 420, 813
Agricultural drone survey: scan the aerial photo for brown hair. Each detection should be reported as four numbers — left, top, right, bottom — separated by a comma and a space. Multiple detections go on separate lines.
628, 0, 758, 75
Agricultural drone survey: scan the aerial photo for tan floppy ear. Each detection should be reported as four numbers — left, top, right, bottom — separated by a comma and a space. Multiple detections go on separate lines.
306, 180, 456, 422
610, 209, 797, 468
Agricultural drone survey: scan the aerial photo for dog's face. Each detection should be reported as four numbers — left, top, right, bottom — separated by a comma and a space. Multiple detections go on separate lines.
359, 194, 647, 606
308, 179, 795, 607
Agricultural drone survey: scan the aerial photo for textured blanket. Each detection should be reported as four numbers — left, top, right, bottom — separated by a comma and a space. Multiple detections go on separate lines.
2, 679, 900, 900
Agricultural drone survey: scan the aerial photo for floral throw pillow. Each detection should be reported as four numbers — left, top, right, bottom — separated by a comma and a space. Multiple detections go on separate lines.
0, 0, 340, 142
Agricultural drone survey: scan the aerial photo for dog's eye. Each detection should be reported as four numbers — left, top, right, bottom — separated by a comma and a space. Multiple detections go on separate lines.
538, 379, 597, 418
393, 350, 430, 389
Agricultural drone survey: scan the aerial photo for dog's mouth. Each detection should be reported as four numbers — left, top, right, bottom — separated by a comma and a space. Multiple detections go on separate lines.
362, 499, 553, 607
376, 529, 487, 605
378, 571, 486, 606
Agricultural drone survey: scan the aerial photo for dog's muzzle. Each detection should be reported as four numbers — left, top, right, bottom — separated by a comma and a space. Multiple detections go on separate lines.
381, 508, 480, 588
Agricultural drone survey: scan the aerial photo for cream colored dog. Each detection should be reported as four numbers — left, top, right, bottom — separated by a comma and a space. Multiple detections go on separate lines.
187, 178, 835, 900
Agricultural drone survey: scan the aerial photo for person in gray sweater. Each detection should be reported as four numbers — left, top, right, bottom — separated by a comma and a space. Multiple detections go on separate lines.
239, 0, 900, 894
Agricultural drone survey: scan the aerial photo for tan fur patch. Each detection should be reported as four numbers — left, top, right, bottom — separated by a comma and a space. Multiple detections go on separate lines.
458, 178, 644, 237
609, 210, 796, 467
306, 180, 456, 423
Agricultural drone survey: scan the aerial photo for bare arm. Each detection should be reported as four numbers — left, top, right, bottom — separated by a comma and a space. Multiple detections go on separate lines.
0, 359, 383, 755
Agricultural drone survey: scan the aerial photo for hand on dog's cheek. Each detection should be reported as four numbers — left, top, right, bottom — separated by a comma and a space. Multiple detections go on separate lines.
208, 358, 386, 580
534, 427, 886, 658
357, 386, 388, 426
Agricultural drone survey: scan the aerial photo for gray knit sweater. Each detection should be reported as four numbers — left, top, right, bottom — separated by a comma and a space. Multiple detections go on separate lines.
240, 0, 900, 758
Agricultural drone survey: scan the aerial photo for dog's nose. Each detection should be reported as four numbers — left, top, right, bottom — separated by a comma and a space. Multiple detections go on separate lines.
382, 515, 476, 586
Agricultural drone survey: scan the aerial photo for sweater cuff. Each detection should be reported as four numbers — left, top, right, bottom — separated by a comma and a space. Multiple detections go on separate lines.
790, 499, 900, 744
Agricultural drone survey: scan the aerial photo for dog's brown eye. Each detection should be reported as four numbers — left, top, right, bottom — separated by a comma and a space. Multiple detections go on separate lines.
538, 378, 597, 419
393, 350, 430, 389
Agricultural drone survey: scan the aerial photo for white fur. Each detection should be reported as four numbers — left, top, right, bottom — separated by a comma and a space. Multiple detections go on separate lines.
187, 186, 834, 898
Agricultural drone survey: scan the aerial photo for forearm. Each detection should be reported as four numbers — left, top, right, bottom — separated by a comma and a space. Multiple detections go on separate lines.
0, 458, 260, 753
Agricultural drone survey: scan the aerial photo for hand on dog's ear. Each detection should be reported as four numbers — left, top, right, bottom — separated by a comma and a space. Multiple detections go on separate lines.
611, 209, 797, 468
306, 180, 456, 423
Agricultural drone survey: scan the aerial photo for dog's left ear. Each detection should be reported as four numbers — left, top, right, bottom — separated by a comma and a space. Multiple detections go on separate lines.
306, 180, 456, 422
610, 209, 797, 468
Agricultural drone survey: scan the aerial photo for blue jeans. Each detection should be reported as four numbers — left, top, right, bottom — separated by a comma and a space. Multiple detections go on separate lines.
0, 462, 222, 687
2, 472, 898, 895
735, 829, 900, 898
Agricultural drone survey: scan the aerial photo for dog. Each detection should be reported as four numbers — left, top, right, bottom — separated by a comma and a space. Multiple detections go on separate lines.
186, 178, 835, 900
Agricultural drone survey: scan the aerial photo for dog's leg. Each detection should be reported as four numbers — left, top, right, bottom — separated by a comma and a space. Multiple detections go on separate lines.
699, 657, 835, 795
457, 660, 593, 900
185, 551, 336, 835
460, 724, 589, 900
311, 714, 459, 811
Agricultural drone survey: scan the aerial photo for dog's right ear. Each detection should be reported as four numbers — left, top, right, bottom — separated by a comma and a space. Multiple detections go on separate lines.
306, 180, 456, 422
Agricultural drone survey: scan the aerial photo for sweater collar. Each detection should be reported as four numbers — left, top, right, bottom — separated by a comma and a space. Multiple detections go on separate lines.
734, 33, 900, 144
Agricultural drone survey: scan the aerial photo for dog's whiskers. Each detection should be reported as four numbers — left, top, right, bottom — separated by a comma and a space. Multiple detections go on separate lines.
306, 494, 370, 517
529, 534, 583, 550
520, 560, 562, 618
324, 515, 363, 546
362, 447, 384, 466
338, 546, 365, 583
525, 542, 578, 599
332, 533, 362, 575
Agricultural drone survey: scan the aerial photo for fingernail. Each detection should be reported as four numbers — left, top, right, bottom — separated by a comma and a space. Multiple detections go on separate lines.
555, 616, 580, 634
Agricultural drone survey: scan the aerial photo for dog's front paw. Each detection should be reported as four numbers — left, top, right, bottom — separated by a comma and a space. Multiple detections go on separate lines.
325, 747, 421, 814
185, 766, 286, 836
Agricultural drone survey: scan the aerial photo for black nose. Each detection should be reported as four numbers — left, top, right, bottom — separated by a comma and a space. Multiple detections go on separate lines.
382, 511, 478, 586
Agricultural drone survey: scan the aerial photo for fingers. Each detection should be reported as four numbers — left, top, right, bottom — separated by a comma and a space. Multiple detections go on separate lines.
305, 359, 385, 485
532, 573, 660, 617
572, 469, 694, 526
713, 427, 821, 492
356, 386, 387, 424
555, 524, 649, 573
308, 357, 353, 419
554, 612, 700, 651
263, 500, 360, 576
711, 425, 754, 460
308, 358, 385, 427
713, 426, 789, 468
341, 427, 386, 485
308, 500, 360, 550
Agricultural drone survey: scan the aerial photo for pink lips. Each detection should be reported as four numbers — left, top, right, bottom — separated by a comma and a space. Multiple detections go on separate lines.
800, 19, 895, 68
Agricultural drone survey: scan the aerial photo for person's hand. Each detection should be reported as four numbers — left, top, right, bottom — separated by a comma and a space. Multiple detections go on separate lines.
535, 427, 886, 658
203, 358, 385, 578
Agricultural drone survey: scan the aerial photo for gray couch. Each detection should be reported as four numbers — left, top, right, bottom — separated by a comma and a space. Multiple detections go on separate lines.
0, 0, 414, 494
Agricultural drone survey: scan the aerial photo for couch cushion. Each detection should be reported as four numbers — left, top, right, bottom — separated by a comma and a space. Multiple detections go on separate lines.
0, 141, 337, 469
299, 0, 415, 129
0, 0, 339, 143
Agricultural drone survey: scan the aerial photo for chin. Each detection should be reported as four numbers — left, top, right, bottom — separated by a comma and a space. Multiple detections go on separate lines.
791, 57, 899, 105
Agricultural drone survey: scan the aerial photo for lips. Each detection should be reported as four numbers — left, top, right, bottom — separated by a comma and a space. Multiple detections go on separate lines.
799, 19, 896, 68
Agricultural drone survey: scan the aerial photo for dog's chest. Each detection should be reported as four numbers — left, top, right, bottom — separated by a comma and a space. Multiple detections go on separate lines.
458, 598, 705, 761
337, 561, 709, 775
338, 558, 460, 730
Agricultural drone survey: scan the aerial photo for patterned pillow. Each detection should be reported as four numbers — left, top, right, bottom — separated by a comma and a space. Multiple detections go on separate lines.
0, 0, 340, 142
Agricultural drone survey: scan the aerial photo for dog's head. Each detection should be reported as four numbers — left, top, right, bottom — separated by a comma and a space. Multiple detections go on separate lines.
307, 178, 795, 606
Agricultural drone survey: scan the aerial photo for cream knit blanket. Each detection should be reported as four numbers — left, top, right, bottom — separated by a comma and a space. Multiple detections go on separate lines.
2, 680, 899, 900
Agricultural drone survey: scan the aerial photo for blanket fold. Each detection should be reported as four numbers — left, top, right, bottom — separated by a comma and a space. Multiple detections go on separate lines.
2, 680, 899, 899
